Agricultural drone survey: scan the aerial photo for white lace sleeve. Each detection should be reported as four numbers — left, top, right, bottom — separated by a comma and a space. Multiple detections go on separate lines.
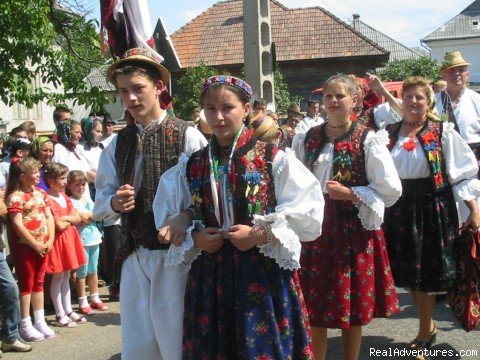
165, 220, 203, 268
253, 149, 324, 270
351, 130, 402, 230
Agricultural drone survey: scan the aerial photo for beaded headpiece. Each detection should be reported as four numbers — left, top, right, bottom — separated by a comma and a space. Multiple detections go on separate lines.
201, 75, 253, 100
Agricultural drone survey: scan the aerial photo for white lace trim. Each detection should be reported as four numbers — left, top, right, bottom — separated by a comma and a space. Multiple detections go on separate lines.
351, 186, 385, 231
164, 220, 202, 268
363, 129, 389, 153
454, 178, 480, 202
253, 213, 301, 270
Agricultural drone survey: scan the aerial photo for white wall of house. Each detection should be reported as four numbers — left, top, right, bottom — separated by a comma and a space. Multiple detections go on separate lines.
425, 37, 480, 83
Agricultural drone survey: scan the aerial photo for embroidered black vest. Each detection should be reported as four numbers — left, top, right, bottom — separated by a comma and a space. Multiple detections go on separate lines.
303, 121, 371, 187
386, 120, 449, 193
186, 136, 277, 228
115, 115, 189, 252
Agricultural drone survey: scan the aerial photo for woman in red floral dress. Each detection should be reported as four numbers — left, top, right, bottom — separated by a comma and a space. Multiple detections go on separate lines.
293, 74, 402, 360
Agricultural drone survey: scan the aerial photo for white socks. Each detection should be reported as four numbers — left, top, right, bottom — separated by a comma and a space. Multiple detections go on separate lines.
78, 296, 89, 308
90, 293, 101, 304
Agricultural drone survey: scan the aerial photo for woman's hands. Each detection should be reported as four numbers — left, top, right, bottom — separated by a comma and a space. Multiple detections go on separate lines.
192, 228, 224, 253
228, 224, 267, 251
325, 180, 360, 202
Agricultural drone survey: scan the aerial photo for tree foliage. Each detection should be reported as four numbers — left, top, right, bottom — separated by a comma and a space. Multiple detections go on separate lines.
173, 63, 223, 120
0, 0, 110, 111
376, 57, 441, 82
274, 67, 302, 115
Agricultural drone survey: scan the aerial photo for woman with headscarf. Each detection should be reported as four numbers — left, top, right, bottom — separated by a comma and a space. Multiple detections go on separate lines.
52, 120, 93, 200
30, 136, 54, 191
78, 117, 104, 200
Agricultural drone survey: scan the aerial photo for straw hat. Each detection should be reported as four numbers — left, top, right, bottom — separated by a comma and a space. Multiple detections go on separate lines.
286, 103, 302, 118
250, 111, 277, 139
106, 48, 170, 85
441, 51, 471, 72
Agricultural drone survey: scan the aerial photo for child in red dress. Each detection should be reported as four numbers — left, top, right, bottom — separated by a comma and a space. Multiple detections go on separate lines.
43, 162, 87, 327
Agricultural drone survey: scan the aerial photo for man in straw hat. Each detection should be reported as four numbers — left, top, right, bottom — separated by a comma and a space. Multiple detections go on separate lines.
435, 50, 480, 221
435, 51, 480, 145
93, 47, 207, 359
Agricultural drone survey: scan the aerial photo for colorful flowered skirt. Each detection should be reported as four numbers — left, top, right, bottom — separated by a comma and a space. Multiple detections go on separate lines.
384, 178, 458, 292
299, 195, 399, 329
182, 241, 313, 360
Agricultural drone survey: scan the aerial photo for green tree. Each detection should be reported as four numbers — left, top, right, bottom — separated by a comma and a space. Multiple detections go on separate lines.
376, 57, 441, 82
0, 0, 110, 111
274, 67, 301, 115
173, 62, 223, 119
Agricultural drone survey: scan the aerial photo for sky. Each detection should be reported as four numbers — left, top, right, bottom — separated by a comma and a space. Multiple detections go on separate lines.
140, 0, 474, 48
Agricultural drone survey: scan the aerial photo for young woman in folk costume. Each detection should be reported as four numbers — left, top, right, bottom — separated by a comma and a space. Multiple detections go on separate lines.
293, 74, 402, 360
382, 77, 480, 359
153, 75, 325, 359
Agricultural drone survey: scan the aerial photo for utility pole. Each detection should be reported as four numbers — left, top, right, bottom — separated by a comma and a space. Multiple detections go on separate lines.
243, 0, 275, 109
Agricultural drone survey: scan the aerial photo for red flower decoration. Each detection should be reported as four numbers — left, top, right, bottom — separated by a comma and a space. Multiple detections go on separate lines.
240, 156, 250, 166
421, 132, 436, 144
335, 141, 354, 152
252, 156, 266, 168
402, 137, 417, 152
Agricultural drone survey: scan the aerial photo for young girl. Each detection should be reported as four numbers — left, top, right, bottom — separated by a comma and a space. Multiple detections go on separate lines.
154, 75, 325, 359
293, 74, 402, 360
67, 170, 108, 315
5, 157, 56, 341
43, 162, 87, 327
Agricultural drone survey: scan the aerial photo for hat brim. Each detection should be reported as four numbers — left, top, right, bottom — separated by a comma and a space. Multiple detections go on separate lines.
106, 55, 170, 86
441, 61, 471, 72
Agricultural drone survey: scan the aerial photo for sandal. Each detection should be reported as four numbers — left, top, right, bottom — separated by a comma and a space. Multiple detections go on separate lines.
67, 311, 87, 324
54, 315, 77, 328
408, 325, 437, 359
79, 305, 95, 316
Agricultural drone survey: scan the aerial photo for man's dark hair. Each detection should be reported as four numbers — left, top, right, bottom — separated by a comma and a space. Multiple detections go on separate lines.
307, 99, 319, 107
253, 98, 267, 108
9, 126, 26, 137
53, 106, 71, 122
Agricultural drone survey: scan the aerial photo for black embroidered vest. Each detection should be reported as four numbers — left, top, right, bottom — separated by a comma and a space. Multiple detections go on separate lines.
186, 136, 277, 228
303, 121, 371, 187
386, 120, 449, 193
115, 115, 189, 252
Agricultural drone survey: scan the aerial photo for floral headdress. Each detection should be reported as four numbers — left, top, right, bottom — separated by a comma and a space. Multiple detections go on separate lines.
201, 75, 253, 100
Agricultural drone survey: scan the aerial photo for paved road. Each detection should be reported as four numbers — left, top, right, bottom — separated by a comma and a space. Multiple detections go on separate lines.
3, 288, 479, 359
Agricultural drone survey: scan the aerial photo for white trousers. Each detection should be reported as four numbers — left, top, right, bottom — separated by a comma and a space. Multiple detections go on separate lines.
120, 247, 188, 360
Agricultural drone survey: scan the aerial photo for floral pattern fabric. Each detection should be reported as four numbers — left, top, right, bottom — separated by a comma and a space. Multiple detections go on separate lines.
299, 195, 399, 329
6, 187, 50, 244
183, 129, 314, 359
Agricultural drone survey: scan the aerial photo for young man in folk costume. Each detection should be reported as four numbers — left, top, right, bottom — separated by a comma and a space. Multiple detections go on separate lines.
92, 48, 207, 359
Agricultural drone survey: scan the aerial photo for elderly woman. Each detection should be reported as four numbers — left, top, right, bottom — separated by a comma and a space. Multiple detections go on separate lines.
383, 76, 480, 357
30, 136, 54, 191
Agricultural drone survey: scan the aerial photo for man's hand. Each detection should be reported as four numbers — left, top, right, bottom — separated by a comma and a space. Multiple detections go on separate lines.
111, 184, 135, 213
192, 228, 224, 253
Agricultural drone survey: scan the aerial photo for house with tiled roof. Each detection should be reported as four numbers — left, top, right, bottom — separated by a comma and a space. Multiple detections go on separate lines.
158, 0, 390, 102
351, 14, 422, 62
422, 0, 480, 87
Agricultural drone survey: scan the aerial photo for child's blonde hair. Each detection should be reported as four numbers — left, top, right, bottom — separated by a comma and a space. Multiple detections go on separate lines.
5, 157, 41, 200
